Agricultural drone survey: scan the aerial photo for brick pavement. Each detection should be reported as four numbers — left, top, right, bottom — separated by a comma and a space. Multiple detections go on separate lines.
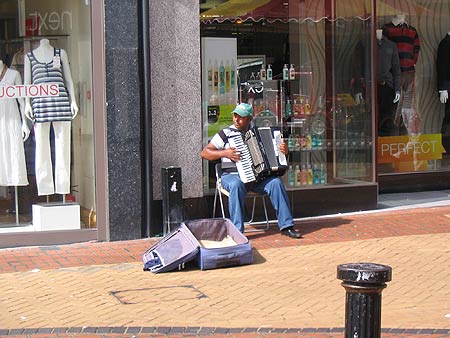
0, 205, 449, 337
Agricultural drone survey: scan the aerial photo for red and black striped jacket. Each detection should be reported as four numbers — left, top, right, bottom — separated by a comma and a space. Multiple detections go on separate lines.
382, 22, 420, 73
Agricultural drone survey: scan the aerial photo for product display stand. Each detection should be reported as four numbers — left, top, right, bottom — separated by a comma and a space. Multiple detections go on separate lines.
14, 186, 19, 225
32, 194, 80, 231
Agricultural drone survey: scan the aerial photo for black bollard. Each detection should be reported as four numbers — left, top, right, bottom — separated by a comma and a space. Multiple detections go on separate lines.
337, 263, 392, 338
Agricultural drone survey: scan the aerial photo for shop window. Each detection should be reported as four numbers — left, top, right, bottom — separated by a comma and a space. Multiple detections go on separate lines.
0, 1, 95, 232
376, 0, 450, 174
199, 0, 376, 200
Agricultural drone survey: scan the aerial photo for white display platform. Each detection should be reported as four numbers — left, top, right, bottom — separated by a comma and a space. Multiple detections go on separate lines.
32, 202, 81, 231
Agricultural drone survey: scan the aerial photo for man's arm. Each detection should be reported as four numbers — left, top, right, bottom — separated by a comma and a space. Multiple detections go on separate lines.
201, 142, 241, 162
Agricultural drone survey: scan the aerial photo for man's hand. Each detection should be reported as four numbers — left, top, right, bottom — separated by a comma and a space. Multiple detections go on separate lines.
224, 147, 242, 162
279, 141, 288, 155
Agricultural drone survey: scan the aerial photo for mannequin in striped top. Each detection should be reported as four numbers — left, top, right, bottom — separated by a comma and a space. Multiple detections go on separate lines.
24, 38, 79, 197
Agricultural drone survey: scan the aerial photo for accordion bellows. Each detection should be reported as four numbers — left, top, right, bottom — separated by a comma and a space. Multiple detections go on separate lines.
228, 126, 287, 183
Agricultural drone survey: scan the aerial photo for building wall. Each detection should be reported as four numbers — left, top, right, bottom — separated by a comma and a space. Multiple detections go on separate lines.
149, 0, 203, 201
104, 0, 142, 241
104, 0, 203, 241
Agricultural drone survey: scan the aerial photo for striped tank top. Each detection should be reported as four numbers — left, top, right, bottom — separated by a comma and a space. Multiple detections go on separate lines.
27, 48, 72, 123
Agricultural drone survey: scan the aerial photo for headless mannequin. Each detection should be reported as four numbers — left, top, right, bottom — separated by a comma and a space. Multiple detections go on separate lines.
383, 14, 420, 135
377, 29, 401, 104
438, 31, 450, 104
376, 29, 402, 136
24, 39, 79, 119
0, 59, 30, 141
0, 59, 30, 223
23, 39, 79, 197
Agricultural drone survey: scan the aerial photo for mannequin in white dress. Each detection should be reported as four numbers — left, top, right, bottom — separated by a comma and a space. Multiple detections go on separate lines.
23, 39, 79, 196
0, 59, 30, 187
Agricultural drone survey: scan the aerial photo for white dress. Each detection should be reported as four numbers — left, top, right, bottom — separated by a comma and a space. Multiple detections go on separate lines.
0, 68, 29, 186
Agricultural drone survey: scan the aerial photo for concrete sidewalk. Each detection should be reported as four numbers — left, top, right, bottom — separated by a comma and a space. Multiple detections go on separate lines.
0, 204, 449, 337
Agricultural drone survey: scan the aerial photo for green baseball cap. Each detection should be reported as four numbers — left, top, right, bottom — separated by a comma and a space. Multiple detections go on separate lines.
232, 103, 253, 117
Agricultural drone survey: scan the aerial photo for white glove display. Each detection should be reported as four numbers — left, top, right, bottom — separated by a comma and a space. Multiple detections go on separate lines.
440, 90, 448, 104
355, 92, 363, 105
393, 93, 400, 103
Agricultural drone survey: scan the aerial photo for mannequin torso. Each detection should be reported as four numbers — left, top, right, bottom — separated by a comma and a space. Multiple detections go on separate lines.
382, 15, 420, 73
23, 38, 79, 121
31, 39, 55, 64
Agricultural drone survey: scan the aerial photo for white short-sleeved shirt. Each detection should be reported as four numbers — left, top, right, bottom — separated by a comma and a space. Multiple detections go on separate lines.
210, 125, 243, 168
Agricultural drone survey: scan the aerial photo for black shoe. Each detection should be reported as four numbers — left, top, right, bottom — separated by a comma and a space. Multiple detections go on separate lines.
280, 227, 302, 239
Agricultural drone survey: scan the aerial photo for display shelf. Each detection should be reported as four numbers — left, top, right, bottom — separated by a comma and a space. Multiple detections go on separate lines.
245, 75, 373, 190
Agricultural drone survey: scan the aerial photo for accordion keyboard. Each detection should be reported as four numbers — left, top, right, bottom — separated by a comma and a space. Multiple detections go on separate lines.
228, 135, 256, 183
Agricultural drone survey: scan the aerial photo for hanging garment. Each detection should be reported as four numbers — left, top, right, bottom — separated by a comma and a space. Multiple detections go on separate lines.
0, 68, 29, 186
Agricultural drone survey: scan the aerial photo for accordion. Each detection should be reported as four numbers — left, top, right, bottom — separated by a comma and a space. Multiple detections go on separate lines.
228, 126, 288, 183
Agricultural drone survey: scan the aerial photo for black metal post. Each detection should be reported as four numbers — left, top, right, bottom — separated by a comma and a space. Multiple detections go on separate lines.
138, 0, 153, 237
337, 263, 392, 338
161, 167, 184, 236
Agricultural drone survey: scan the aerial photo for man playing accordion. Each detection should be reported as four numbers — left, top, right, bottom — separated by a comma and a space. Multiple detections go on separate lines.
201, 103, 302, 238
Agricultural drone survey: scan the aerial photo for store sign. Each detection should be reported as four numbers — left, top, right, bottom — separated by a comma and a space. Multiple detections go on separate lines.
244, 81, 264, 94
0, 84, 59, 99
378, 134, 445, 163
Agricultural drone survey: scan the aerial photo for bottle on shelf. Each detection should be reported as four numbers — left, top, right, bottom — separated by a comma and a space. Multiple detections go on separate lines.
230, 59, 236, 103
283, 64, 289, 80
304, 99, 311, 114
295, 165, 301, 186
213, 59, 219, 94
300, 133, 307, 150
316, 132, 323, 149
293, 98, 299, 118
299, 98, 305, 115
307, 164, 313, 185
250, 72, 256, 80
260, 64, 266, 80
219, 60, 225, 95
256, 71, 261, 80
311, 133, 317, 149
313, 164, 320, 185
287, 165, 295, 187
207, 59, 213, 97
230, 59, 236, 89
301, 164, 308, 185
285, 98, 292, 118
288, 134, 295, 152
320, 163, 327, 184
225, 60, 231, 94
294, 134, 301, 151
305, 129, 312, 150
267, 64, 273, 80
293, 98, 301, 117
289, 64, 295, 80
